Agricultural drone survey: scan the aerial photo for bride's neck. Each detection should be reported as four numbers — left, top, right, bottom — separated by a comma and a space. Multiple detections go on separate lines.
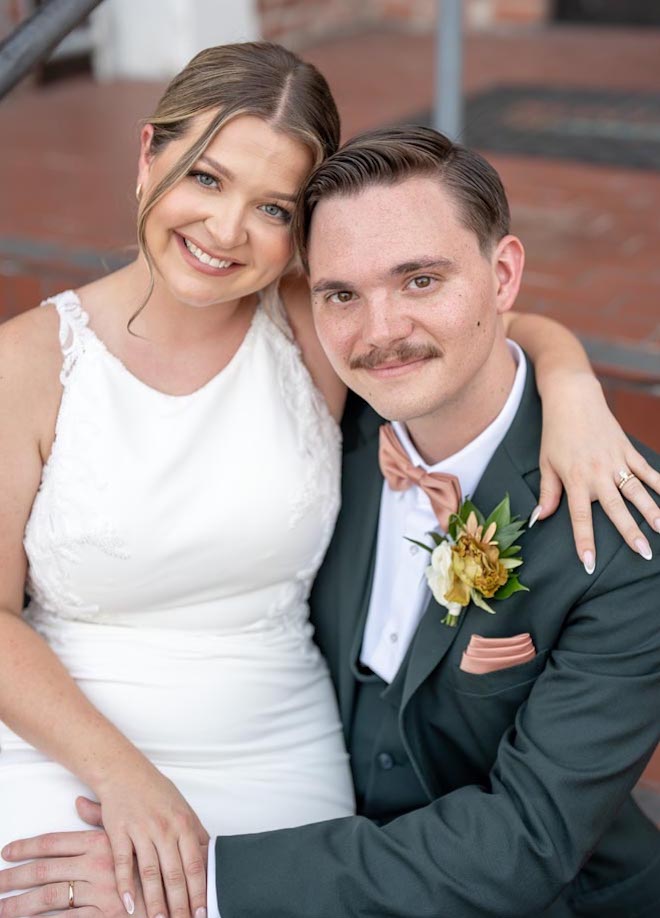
113, 259, 255, 347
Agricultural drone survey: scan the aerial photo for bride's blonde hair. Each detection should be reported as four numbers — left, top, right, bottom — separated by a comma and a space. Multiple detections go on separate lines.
135, 41, 340, 323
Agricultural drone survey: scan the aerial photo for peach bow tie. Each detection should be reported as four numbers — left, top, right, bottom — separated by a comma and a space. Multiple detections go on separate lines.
378, 424, 462, 531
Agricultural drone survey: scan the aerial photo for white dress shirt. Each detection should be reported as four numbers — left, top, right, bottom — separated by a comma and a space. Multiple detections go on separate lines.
209, 342, 527, 916
360, 341, 527, 682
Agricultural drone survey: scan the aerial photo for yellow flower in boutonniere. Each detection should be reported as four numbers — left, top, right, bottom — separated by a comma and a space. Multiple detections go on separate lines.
447, 513, 508, 604
408, 496, 529, 627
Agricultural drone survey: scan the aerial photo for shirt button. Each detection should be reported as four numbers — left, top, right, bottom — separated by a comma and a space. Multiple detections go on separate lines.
409, 544, 419, 556
377, 752, 395, 771
389, 632, 398, 643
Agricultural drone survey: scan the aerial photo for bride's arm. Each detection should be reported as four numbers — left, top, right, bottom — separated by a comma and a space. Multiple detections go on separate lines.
504, 310, 659, 570
0, 310, 207, 918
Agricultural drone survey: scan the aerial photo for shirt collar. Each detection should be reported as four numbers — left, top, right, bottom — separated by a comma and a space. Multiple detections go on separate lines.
392, 340, 527, 503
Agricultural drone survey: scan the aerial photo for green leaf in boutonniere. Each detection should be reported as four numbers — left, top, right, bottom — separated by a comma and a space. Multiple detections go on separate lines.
407, 493, 530, 627
493, 574, 529, 601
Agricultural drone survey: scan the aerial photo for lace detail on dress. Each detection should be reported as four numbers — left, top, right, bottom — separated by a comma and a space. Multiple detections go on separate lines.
270, 310, 340, 543
25, 378, 132, 619
25, 292, 130, 619
261, 303, 341, 655
41, 290, 92, 385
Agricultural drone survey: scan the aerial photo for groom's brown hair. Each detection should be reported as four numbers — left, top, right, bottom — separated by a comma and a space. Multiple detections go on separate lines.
293, 125, 510, 271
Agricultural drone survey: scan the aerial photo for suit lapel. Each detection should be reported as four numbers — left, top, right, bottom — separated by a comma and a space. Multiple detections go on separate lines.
401, 594, 467, 710
402, 363, 541, 710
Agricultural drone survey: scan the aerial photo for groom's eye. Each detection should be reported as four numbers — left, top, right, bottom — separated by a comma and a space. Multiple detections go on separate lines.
408, 275, 433, 290
329, 291, 354, 304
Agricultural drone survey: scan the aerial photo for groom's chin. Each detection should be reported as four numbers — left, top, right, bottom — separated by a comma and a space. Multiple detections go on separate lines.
353, 387, 441, 425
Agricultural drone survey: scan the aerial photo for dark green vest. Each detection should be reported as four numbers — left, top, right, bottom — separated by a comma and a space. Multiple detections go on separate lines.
349, 653, 428, 823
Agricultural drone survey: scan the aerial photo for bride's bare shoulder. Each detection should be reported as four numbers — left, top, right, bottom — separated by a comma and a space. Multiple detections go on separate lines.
0, 300, 63, 368
0, 301, 65, 423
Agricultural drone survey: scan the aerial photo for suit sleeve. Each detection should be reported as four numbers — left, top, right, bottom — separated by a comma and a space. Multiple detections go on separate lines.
213, 541, 660, 918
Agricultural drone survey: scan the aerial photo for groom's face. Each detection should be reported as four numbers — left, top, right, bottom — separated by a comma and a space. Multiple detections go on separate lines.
308, 175, 515, 424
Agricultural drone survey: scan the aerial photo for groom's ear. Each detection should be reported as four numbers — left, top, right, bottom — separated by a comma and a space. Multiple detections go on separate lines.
493, 235, 525, 316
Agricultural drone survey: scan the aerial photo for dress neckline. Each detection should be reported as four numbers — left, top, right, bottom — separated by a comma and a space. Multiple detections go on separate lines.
51, 289, 263, 401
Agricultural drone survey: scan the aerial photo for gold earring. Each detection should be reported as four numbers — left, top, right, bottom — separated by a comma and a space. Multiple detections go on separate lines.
135, 183, 143, 202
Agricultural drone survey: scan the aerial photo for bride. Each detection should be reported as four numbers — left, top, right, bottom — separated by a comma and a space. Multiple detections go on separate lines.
0, 40, 658, 918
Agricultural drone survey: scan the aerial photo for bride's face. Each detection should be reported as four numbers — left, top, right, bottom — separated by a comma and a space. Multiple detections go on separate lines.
137, 113, 313, 310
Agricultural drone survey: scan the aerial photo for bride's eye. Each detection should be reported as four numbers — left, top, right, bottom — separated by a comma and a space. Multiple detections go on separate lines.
189, 171, 219, 190
259, 203, 292, 223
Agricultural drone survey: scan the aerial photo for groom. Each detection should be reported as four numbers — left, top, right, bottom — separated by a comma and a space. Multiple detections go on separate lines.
207, 127, 660, 917
4, 127, 660, 917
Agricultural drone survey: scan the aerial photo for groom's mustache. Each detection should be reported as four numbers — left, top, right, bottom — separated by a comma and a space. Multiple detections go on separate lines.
350, 342, 442, 371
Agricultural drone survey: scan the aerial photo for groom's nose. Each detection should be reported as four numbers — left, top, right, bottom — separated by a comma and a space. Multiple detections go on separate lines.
360, 295, 414, 349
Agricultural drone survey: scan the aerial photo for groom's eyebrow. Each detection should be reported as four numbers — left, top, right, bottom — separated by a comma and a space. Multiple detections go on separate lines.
390, 257, 456, 276
310, 279, 355, 296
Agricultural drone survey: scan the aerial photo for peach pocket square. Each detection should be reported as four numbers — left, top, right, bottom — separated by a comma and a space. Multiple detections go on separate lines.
460, 633, 537, 675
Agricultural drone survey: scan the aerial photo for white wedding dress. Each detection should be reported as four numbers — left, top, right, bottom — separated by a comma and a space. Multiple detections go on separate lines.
0, 290, 354, 867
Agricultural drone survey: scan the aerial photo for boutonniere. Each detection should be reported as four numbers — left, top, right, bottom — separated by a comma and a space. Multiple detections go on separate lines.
408, 495, 529, 627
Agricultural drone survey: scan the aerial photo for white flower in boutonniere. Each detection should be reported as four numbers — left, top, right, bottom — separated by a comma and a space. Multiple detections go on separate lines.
425, 540, 463, 626
408, 495, 529, 627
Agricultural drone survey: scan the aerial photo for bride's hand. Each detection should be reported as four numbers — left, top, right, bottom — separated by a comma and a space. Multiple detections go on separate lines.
535, 371, 660, 571
94, 764, 208, 918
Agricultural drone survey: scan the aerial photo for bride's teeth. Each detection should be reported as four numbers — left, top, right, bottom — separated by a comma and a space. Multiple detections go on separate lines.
184, 238, 233, 270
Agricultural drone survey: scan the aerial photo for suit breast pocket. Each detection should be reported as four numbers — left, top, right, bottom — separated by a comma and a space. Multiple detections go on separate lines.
448, 648, 550, 698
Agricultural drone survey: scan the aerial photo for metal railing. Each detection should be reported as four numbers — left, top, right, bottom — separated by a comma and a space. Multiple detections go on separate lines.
433, 0, 463, 141
0, 0, 105, 100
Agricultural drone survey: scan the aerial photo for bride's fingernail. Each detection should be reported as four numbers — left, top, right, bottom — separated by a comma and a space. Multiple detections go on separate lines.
583, 551, 596, 575
195, 909, 207, 918
635, 538, 653, 561
123, 893, 135, 915
654, 517, 660, 533
1, 845, 11, 859
528, 505, 542, 529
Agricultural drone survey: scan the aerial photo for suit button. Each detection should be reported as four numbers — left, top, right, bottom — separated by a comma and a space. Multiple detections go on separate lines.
377, 752, 394, 770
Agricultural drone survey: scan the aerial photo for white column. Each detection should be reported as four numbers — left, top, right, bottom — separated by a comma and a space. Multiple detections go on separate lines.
92, 0, 260, 81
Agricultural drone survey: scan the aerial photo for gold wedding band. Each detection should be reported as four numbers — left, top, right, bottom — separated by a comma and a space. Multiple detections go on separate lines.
616, 468, 637, 491
68, 881, 75, 909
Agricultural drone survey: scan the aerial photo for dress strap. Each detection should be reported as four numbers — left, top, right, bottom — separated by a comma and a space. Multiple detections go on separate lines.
41, 290, 91, 385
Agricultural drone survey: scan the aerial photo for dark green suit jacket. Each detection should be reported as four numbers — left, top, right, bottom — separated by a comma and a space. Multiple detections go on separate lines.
215, 368, 660, 917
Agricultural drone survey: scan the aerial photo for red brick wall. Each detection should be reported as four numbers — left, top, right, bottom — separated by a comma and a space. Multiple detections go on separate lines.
475, 0, 550, 27
257, 0, 373, 47
257, 0, 551, 48
371, 0, 437, 29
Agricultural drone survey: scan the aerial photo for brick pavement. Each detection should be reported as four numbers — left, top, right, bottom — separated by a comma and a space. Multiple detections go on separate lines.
1, 18, 659, 791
